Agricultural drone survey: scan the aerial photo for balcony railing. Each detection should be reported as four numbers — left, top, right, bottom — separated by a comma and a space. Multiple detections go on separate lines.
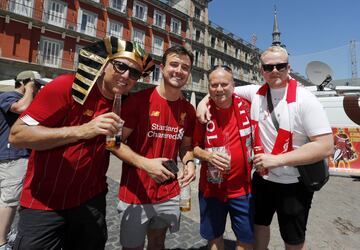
36, 53, 75, 70
1, 0, 107, 38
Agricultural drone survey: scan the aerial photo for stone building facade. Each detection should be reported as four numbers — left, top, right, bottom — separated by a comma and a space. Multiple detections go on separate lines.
0, 0, 263, 101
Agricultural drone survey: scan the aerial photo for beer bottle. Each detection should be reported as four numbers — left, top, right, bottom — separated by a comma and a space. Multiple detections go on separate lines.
180, 184, 191, 212
106, 93, 122, 149
254, 145, 268, 176
179, 165, 191, 212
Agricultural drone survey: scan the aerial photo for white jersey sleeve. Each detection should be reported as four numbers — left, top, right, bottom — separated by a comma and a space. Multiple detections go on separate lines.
234, 85, 260, 102
297, 88, 332, 137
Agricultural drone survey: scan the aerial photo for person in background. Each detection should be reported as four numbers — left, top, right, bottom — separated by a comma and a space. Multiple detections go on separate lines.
193, 65, 253, 250
197, 46, 333, 250
0, 71, 44, 250
109, 45, 196, 250
9, 37, 154, 250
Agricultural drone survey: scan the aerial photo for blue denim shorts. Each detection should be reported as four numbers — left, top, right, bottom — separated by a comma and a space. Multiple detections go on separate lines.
199, 192, 254, 243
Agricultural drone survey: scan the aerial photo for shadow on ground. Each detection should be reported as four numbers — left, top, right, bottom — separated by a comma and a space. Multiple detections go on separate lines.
169, 239, 236, 250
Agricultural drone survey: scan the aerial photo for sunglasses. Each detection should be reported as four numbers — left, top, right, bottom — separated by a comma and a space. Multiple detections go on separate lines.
207, 64, 232, 76
111, 61, 142, 80
262, 63, 288, 72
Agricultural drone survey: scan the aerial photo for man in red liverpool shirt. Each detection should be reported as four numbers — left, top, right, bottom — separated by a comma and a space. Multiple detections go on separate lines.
110, 45, 196, 250
193, 66, 253, 250
9, 37, 154, 250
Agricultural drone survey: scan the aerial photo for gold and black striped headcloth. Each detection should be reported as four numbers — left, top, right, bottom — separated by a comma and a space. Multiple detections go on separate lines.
72, 36, 155, 105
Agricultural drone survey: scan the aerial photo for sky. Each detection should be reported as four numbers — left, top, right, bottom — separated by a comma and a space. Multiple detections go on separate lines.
208, 0, 360, 80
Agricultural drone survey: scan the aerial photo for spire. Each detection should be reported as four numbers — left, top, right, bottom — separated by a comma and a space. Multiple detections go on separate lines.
272, 5, 281, 46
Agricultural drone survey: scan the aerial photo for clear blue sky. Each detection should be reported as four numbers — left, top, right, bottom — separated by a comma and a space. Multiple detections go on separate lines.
208, 0, 360, 80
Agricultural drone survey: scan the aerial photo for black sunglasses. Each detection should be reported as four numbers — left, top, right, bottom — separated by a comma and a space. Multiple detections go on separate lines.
111, 61, 142, 80
262, 63, 288, 72
207, 64, 232, 76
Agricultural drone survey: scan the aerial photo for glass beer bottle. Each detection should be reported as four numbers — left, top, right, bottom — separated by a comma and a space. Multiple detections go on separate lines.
106, 93, 122, 149
180, 184, 191, 212
179, 165, 191, 212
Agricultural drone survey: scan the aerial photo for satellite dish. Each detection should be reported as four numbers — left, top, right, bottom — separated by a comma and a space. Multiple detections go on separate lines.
306, 61, 333, 86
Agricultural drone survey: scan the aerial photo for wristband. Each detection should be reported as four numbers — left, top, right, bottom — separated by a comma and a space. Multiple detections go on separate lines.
185, 159, 194, 166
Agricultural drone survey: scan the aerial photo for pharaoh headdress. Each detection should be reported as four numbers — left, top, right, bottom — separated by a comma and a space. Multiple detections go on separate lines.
72, 36, 155, 105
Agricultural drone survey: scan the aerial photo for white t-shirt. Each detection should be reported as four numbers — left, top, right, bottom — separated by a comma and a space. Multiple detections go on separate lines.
235, 84, 332, 184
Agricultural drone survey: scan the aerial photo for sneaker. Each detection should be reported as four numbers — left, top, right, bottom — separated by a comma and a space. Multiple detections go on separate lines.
0, 243, 12, 250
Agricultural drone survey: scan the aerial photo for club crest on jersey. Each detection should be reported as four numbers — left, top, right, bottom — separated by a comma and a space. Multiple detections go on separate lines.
150, 110, 160, 117
83, 109, 94, 117
179, 112, 186, 126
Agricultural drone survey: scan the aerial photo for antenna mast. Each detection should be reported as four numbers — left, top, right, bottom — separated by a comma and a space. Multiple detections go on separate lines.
350, 40, 358, 79
251, 33, 257, 46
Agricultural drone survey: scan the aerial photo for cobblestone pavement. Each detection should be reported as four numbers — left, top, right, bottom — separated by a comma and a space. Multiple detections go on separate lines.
106, 155, 360, 250
11, 155, 360, 249
105, 177, 210, 250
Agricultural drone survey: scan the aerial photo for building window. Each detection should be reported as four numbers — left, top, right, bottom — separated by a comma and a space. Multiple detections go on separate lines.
133, 0, 147, 22
153, 10, 165, 29
194, 51, 199, 67
234, 67, 240, 79
43, 0, 67, 28
39, 37, 63, 67
224, 42, 227, 53
192, 71, 202, 88
9, 0, 34, 17
152, 65, 161, 84
107, 19, 123, 38
194, 29, 201, 42
243, 66, 249, 75
78, 9, 97, 37
194, 6, 201, 20
170, 18, 181, 35
235, 48, 239, 58
210, 56, 216, 68
110, 0, 126, 13
210, 36, 216, 48
74, 45, 84, 69
170, 41, 181, 47
132, 29, 145, 47
152, 36, 163, 56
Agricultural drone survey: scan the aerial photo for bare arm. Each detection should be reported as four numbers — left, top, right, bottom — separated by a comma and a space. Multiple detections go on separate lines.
178, 136, 196, 187
196, 85, 255, 123
9, 112, 121, 151
109, 126, 175, 183
253, 133, 334, 170
196, 94, 211, 123
10, 82, 39, 114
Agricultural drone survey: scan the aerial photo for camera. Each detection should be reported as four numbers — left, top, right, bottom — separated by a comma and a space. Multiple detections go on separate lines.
22, 78, 33, 85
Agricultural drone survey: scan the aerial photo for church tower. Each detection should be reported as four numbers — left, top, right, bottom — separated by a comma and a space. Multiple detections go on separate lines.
272, 6, 286, 48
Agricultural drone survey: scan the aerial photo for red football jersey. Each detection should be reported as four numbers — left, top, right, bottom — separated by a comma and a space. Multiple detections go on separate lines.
119, 87, 196, 204
193, 106, 252, 201
20, 74, 112, 210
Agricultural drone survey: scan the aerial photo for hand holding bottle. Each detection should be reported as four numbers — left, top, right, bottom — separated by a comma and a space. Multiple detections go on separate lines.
106, 94, 122, 149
